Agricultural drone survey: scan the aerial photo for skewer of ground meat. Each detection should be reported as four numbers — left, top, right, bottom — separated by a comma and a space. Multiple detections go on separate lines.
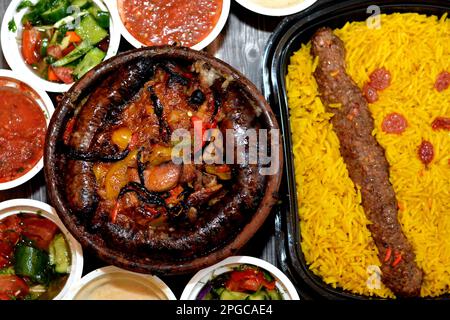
311, 27, 423, 297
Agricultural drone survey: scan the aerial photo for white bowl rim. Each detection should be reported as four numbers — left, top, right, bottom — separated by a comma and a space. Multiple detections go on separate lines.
0, 198, 84, 300
234, 0, 318, 16
0, 69, 54, 190
0, 0, 121, 93
180, 255, 300, 300
105, 0, 231, 50
63, 265, 177, 300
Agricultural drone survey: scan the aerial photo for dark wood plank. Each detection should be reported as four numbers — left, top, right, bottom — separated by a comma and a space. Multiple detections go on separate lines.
207, 2, 282, 88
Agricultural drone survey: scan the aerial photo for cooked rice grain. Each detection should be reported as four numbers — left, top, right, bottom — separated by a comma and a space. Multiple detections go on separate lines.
286, 13, 450, 298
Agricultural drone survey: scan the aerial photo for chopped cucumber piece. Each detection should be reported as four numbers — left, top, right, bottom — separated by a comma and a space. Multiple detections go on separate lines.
14, 244, 50, 284
40, 37, 49, 56
219, 289, 249, 300
59, 35, 71, 50
53, 10, 88, 28
48, 234, 70, 274
88, 6, 110, 28
73, 47, 105, 78
248, 290, 269, 300
17, 0, 34, 12
41, 0, 69, 24
21, 0, 48, 25
75, 14, 107, 45
213, 287, 225, 296
52, 40, 92, 67
50, 30, 59, 45
267, 288, 282, 300
71, 0, 91, 9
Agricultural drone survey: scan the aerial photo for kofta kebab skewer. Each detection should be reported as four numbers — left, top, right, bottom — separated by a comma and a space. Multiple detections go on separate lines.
311, 27, 423, 297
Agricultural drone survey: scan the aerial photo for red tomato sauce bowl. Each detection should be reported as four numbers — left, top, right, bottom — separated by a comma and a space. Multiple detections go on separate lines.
107, 0, 230, 50
0, 70, 54, 190
0, 199, 83, 300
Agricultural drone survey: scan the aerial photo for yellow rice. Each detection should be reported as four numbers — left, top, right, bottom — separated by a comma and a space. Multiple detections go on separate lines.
286, 13, 450, 298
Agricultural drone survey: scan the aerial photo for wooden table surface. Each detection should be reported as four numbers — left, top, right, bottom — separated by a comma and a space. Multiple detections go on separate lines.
0, 0, 284, 296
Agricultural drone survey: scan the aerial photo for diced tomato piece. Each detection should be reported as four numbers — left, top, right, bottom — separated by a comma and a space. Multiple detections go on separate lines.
432, 117, 450, 131
47, 45, 63, 59
62, 43, 76, 56
0, 275, 29, 300
369, 67, 391, 91
240, 278, 261, 292
21, 216, 58, 250
418, 140, 434, 165
48, 66, 60, 82
0, 215, 22, 234
363, 83, 378, 103
434, 71, 450, 92
0, 241, 13, 257
0, 254, 10, 269
382, 113, 408, 134
225, 268, 276, 292
262, 279, 276, 291
0, 293, 12, 300
52, 66, 74, 84
226, 269, 262, 293
22, 25, 41, 65
0, 215, 22, 249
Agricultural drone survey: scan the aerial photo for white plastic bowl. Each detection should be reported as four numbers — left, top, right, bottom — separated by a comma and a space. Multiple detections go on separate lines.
63, 266, 177, 300
105, 0, 230, 50
234, 0, 318, 16
180, 256, 300, 300
1, 0, 121, 93
0, 199, 84, 300
0, 69, 54, 191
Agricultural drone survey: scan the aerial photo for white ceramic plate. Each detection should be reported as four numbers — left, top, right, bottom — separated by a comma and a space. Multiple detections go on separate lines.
0, 199, 84, 300
1, 0, 121, 93
0, 69, 54, 190
234, 0, 318, 16
105, 0, 230, 50
63, 266, 177, 300
180, 256, 300, 300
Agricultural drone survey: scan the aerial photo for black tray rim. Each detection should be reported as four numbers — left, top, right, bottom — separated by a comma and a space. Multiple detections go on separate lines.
262, 0, 450, 300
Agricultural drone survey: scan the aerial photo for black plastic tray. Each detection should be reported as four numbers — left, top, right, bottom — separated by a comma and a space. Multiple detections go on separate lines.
262, 0, 450, 300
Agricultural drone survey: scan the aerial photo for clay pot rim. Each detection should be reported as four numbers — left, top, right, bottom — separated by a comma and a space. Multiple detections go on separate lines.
44, 45, 283, 275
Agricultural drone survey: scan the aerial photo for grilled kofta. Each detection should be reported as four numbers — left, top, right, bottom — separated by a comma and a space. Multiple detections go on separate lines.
62, 58, 267, 260
311, 27, 423, 297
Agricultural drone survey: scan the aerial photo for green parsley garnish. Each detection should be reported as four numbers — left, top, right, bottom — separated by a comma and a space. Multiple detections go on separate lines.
8, 18, 17, 32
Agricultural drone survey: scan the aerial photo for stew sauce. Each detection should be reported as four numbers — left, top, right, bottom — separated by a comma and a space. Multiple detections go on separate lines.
0, 86, 46, 182
119, 0, 223, 47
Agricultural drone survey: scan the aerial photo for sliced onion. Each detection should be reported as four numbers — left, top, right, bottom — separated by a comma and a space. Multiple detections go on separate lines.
196, 283, 212, 300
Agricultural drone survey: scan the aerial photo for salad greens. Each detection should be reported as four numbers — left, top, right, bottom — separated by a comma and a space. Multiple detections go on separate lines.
8, 18, 17, 32
197, 265, 283, 300
16, 0, 110, 83
0, 214, 71, 300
